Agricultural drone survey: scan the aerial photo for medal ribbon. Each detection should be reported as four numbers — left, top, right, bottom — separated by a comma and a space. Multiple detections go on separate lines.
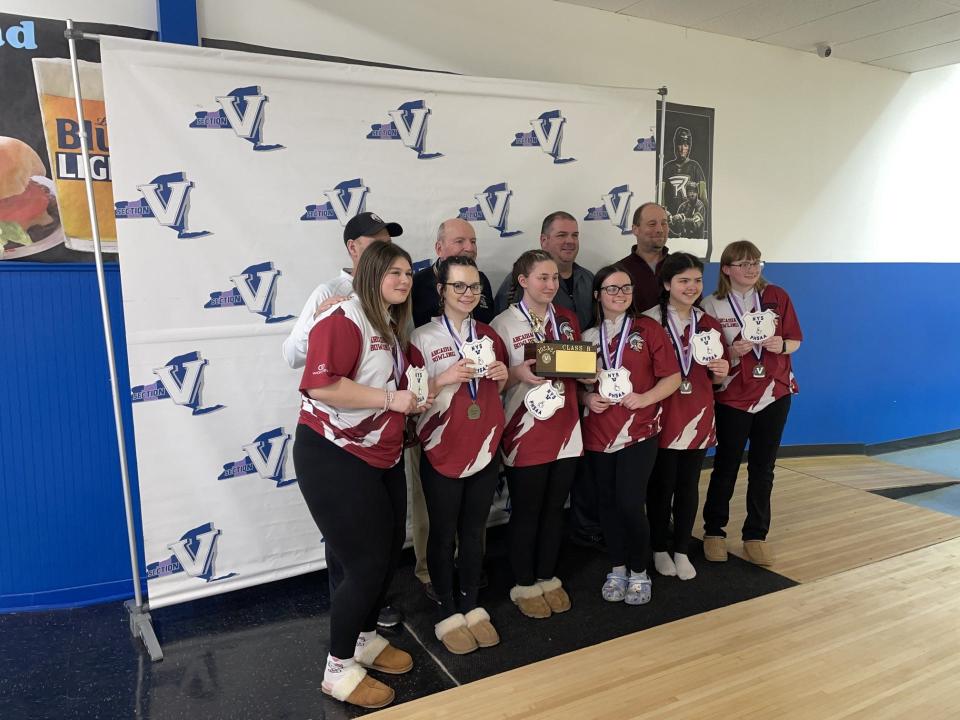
666, 307, 697, 378
599, 313, 632, 371
727, 289, 764, 361
391, 340, 407, 387
518, 300, 559, 342
442, 314, 479, 402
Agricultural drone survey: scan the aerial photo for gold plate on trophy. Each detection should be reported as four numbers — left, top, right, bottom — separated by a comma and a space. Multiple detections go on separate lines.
524, 341, 597, 378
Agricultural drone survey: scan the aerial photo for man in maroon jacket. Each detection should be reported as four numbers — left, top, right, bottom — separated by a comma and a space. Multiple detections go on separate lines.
618, 202, 670, 314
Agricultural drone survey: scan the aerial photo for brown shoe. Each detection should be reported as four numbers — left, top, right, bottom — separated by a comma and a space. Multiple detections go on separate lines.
743, 540, 774, 566
703, 535, 728, 562
355, 635, 413, 675
322, 666, 394, 709
509, 584, 551, 619
464, 607, 500, 648
435, 614, 478, 655
538, 577, 571, 613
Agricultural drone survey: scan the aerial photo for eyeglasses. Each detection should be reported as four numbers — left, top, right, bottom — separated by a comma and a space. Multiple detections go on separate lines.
599, 284, 634, 296
443, 282, 484, 295
728, 260, 765, 269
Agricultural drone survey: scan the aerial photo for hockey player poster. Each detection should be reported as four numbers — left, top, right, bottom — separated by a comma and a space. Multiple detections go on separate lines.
657, 102, 714, 261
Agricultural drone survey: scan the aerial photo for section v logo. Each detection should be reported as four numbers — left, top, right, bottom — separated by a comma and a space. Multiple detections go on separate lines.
146, 522, 238, 583
366, 100, 443, 159
218, 427, 296, 488
204, 261, 295, 324
583, 184, 634, 235
634, 134, 656, 151
458, 182, 522, 238
131, 351, 225, 416
510, 110, 575, 164
188, 85, 285, 151
301, 178, 369, 224
114, 171, 211, 239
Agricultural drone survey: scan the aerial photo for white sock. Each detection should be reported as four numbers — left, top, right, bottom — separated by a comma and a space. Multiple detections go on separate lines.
354, 630, 378, 657
630, 570, 649, 582
654, 551, 677, 576
324, 654, 357, 688
611, 565, 627, 577
674, 553, 696, 580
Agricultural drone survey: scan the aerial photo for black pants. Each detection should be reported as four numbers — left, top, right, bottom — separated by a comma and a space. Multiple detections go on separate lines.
420, 452, 499, 619
588, 436, 659, 573
569, 459, 602, 537
506, 458, 577, 586
293, 425, 406, 660
648, 448, 706, 555
703, 395, 792, 541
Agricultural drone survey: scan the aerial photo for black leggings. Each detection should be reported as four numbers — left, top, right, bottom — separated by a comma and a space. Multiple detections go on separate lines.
293, 425, 406, 660
420, 452, 499, 619
703, 395, 792, 541
588, 436, 659, 573
648, 448, 707, 555
505, 458, 577, 586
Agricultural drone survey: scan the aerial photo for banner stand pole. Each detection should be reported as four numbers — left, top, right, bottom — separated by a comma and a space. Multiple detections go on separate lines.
657, 86, 668, 205
65, 19, 163, 663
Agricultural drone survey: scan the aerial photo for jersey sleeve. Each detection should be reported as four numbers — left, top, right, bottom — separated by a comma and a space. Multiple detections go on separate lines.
408, 341, 427, 368
300, 310, 363, 391
647, 321, 681, 378
776, 289, 803, 342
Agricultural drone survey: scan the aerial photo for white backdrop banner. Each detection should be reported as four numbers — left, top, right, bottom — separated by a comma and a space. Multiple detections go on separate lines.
99, 37, 656, 609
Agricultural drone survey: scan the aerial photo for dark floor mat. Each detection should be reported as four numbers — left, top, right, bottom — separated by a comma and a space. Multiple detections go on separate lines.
391, 526, 797, 685
872, 481, 958, 500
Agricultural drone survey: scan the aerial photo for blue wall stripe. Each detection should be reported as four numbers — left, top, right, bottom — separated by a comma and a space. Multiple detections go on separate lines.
0, 261, 957, 610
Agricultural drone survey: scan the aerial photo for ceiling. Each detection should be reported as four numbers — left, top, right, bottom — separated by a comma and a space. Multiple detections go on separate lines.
555, 0, 960, 72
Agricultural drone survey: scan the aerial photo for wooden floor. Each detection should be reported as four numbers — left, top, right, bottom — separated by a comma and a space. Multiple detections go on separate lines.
779, 454, 959, 491
374, 456, 960, 719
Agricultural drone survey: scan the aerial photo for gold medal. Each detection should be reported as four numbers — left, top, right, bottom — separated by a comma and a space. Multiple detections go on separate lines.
467, 402, 482, 420
752, 364, 766, 379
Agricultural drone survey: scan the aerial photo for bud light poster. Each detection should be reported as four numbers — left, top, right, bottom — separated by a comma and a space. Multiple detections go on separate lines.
0, 13, 152, 261
100, 36, 656, 608
657, 102, 714, 262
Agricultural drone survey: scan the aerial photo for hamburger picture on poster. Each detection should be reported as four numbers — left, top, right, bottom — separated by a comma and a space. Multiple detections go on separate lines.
0, 135, 63, 259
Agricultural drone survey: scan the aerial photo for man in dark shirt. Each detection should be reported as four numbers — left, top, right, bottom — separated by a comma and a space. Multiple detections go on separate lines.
618, 202, 670, 314
412, 217, 496, 328
494, 211, 594, 330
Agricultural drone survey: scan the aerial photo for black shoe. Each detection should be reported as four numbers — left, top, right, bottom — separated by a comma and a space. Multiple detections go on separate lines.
376, 605, 403, 628
569, 531, 606, 552
423, 582, 441, 604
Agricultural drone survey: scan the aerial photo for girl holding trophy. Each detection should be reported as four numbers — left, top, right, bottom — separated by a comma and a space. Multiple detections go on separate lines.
643, 253, 729, 581
581, 265, 680, 605
409, 256, 509, 655
491, 249, 585, 619
700, 241, 803, 567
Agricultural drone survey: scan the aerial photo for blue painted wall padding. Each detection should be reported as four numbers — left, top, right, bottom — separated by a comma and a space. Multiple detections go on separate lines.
1, 262, 958, 610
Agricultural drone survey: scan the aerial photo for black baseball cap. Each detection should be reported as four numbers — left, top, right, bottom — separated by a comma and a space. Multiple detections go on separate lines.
343, 212, 403, 243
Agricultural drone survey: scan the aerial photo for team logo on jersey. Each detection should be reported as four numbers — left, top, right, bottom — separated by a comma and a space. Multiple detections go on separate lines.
131, 351, 225, 415
634, 135, 656, 151
218, 427, 296, 487
301, 178, 369, 224
458, 182, 522, 237
627, 331, 644, 351
146, 522, 238, 583
365, 99, 443, 159
558, 320, 575, 341
583, 184, 634, 235
510, 110, 575, 164
115, 171, 212, 239
203, 261, 295, 324
188, 85, 285, 151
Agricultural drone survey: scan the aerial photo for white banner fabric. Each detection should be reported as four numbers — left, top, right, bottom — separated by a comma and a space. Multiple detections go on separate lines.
99, 36, 656, 609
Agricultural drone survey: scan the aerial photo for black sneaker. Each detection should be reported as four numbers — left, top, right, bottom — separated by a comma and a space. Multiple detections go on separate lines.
423, 582, 441, 604
376, 605, 403, 628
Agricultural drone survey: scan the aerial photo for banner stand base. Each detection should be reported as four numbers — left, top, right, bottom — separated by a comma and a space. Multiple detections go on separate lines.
125, 599, 163, 662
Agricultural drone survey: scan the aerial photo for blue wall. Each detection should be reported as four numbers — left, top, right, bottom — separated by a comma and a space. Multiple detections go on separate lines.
1, 261, 957, 611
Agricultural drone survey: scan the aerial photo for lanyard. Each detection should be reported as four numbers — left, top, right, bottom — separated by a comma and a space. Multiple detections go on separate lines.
442, 314, 479, 402
727, 289, 764, 361
665, 306, 697, 378
598, 313, 632, 370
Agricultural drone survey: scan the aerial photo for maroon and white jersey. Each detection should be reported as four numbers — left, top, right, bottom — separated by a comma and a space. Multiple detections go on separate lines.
643, 306, 728, 450
299, 297, 406, 468
581, 314, 680, 453
409, 317, 507, 478
701, 285, 802, 414
490, 304, 583, 468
